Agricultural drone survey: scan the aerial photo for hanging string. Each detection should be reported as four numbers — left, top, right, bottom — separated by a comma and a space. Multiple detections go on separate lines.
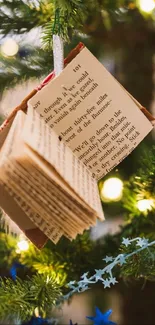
52, 8, 64, 76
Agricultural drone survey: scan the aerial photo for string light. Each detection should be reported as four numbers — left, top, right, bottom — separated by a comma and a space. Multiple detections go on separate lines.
16, 239, 29, 252
101, 177, 123, 201
139, 0, 155, 13
137, 199, 154, 212
1, 38, 19, 57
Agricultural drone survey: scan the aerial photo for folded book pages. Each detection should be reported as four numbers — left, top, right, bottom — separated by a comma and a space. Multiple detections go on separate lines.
0, 43, 154, 248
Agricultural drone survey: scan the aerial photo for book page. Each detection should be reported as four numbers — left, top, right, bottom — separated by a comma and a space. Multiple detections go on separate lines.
0, 162, 63, 244
12, 155, 96, 237
0, 179, 47, 248
0, 119, 14, 150
22, 109, 103, 220
29, 47, 153, 180
0, 112, 63, 244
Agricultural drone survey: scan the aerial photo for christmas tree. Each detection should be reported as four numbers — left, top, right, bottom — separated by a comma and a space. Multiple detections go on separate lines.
0, 0, 155, 324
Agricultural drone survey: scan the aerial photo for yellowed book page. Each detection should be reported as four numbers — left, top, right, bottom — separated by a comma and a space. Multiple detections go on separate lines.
22, 109, 104, 220
2, 154, 96, 239
18, 149, 97, 227
1, 123, 96, 239
29, 47, 153, 180
0, 112, 63, 244
0, 119, 13, 150
0, 160, 63, 243
0, 179, 47, 248
5, 158, 84, 238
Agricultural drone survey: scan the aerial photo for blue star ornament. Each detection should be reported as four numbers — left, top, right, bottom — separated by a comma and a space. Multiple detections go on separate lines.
103, 256, 113, 263
109, 277, 118, 285
68, 281, 76, 289
103, 278, 111, 288
95, 269, 104, 281
122, 238, 131, 247
87, 307, 116, 325
136, 238, 149, 248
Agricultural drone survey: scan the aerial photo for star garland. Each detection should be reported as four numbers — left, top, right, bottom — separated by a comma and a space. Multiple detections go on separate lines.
63, 237, 155, 300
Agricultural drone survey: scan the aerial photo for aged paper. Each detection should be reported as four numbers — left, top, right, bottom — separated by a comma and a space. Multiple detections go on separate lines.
0, 112, 63, 243
0, 163, 63, 243
22, 108, 104, 220
0, 180, 47, 248
29, 47, 153, 180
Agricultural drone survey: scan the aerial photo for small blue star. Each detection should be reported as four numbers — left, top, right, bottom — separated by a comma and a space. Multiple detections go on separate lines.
136, 238, 149, 248
80, 272, 95, 284
86, 307, 116, 325
81, 272, 89, 280
109, 277, 118, 285
103, 256, 113, 263
122, 238, 131, 247
102, 278, 111, 288
67, 281, 76, 289
95, 269, 104, 281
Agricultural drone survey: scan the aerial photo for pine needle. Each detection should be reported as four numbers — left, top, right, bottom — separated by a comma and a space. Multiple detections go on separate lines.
0, 274, 62, 322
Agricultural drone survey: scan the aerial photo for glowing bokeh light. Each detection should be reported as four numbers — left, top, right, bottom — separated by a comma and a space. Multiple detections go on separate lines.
1, 38, 19, 57
17, 239, 29, 252
139, 0, 155, 13
137, 199, 154, 212
101, 177, 123, 201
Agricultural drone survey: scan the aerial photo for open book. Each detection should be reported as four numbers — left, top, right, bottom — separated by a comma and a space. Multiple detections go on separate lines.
0, 43, 154, 248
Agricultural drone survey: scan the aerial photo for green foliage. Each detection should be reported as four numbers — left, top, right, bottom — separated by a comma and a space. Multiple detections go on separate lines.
12, 231, 119, 288
19, 244, 67, 285
0, 49, 53, 95
42, 0, 99, 46
0, 0, 52, 35
0, 232, 18, 270
0, 0, 99, 46
0, 35, 103, 95
20, 232, 101, 283
0, 0, 155, 320
123, 145, 155, 220
1, 147, 155, 289
0, 274, 61, 322
0, 0, 153, 95
120, 242, 155, 282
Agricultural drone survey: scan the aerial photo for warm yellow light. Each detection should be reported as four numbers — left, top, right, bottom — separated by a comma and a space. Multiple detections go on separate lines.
139, 0, 155, 13
137, 199, 154, 212
101, 177, 123, 201
1, 38, 19, 57
17, 239, 29, 252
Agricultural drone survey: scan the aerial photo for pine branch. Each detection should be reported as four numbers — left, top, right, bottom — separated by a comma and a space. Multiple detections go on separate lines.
120, 242, 155, 281
0, 232, 18, 270
0, 0, 99, 43
0, 48, 53, 95
42, 0, 100, 47
122, 145, 155, 218
19, 232, 97, 284
0, 0, 53, 35
0, 274, 61, 322
0, 36, 102, 95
